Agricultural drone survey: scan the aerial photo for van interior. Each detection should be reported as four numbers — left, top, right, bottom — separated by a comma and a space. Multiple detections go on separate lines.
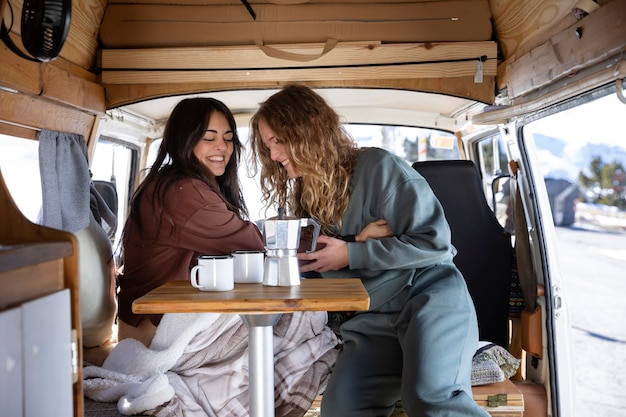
1, 0, 625, 416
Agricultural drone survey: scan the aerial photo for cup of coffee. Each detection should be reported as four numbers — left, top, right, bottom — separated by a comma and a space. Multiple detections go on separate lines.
190, 255, 234, 291
232, 250, 265, 283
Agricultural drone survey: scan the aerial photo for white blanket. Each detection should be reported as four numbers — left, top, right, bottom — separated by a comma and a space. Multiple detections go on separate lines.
83, 312, 338, 416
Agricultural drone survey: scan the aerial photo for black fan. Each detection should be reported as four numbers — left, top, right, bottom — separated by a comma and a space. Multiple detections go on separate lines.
1, 0, 71, 62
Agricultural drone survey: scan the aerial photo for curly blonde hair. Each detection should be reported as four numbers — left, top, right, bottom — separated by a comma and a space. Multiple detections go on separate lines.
250, 84, 358, 235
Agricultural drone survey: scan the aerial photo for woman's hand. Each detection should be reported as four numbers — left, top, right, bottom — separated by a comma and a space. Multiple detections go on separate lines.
356, 219, 392, 242
298, 235, 349, 272
298, 220, 392, 272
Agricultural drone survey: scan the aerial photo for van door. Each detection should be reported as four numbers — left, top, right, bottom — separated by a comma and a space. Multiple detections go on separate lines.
467, 125, 577, 417
520, 87, 626, 417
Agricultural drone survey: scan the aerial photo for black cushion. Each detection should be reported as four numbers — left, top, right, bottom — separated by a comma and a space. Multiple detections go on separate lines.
413, 160, 512, 348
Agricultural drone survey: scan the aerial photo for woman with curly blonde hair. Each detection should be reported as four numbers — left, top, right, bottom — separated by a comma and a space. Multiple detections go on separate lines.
250, 84, 489, 417
250, 83, 357, 236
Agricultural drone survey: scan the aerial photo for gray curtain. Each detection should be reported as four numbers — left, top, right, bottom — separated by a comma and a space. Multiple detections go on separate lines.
38, 129, 91, 232
38, 129, 117, 235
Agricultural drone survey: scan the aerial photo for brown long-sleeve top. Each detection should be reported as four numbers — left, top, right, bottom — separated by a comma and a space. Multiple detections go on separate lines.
117, 177, 264, 326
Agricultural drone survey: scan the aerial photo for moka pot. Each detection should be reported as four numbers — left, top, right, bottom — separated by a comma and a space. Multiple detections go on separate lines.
255, 217, 320, 286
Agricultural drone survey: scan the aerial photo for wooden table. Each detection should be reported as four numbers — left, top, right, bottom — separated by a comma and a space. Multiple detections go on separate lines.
133, 278, 369, 417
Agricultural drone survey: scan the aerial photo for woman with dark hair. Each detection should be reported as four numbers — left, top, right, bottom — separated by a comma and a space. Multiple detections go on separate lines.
250, 84, 489, 417
116, 97, 264, 344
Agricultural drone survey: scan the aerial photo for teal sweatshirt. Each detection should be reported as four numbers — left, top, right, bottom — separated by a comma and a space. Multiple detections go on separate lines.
322, 147, 457, 310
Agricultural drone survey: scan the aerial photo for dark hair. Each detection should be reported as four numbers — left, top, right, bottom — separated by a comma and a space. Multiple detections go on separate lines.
124, 97, 248, 242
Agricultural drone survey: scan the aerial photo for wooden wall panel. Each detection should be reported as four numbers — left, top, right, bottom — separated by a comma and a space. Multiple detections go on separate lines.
0, 0, 106, 71
489, 0, 576, 62
506, 0, 626, 99
60, 0, 107, 70
0, 45, 41, 96
42, 65, 105, 114
100, 1, 493, 48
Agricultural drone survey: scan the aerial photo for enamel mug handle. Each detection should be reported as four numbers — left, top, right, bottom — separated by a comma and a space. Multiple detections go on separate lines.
190, 265, 202, 288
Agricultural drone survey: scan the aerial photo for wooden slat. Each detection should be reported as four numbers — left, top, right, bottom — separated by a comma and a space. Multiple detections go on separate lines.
0, 122, 38, 140
506, 0, 626, 99
133, 278, 370, 315
101, 60, 496, 85
0, 259, 65, 310
99, 41, 497, 70
103, 76, 496, 110
41, 65, 106, 115
0, 243, 73, 273
0, 90, 96, 139
472, 58, 626, 125
99, 41, 496, 85
0, 43, 41, 96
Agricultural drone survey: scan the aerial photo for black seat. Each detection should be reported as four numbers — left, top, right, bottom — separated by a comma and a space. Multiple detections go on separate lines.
92, 180, 118, 239
93, 180, 118, 215
412, 160, 513, 348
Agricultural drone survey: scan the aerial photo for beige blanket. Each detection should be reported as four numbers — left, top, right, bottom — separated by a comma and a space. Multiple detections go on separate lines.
83, 312, 338, 417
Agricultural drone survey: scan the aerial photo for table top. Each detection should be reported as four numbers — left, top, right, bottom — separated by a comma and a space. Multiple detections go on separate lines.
132, 278, 370, 315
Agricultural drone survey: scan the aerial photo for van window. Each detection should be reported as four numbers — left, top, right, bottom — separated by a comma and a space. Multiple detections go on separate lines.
523, 91, 626, 417
345, 124, 460, 162
90, 137, 139, 248
475, 133, 513, 231
526, 93, 626, 229
0, 134, 42, 222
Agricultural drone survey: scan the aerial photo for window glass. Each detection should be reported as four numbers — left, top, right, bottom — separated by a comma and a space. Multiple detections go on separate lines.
524, 92, 626, 417
476, 134, 513, 231
90, 138, 138, 248
345, 124, 460, 162
526, 94, 626, 228
0, 134, 42, 222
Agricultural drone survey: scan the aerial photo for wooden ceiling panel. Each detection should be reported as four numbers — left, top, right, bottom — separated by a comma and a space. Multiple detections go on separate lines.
99, 1, 493, 48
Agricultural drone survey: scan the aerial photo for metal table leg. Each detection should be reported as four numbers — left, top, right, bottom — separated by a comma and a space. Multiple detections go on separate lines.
241, 314, 281, 417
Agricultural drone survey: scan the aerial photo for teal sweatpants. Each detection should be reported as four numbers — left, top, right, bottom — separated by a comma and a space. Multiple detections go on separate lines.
321, 262, 490, 417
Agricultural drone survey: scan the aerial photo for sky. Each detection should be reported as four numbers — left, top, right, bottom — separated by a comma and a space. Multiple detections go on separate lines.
527, 93, 626, 148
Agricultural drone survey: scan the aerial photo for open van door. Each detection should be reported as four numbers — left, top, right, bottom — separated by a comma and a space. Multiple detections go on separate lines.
469, 79, 626, 417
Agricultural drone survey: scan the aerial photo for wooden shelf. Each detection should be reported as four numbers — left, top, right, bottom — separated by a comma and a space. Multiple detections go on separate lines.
0, 242, 73, 273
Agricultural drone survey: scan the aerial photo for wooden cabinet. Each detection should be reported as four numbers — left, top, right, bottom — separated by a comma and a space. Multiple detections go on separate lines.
1, 289, 74, 416
0, 306, 22, 416
0, 170, 83, 417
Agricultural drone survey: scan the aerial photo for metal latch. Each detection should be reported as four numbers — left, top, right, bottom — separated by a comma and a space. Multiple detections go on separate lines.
487, 393, 508, 407
71, 329, 78, 383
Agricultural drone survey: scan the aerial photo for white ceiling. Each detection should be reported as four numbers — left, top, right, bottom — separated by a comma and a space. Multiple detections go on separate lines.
118, 87, 487, 134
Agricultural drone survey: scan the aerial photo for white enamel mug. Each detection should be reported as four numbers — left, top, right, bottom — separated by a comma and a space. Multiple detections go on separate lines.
232, 250, 265, 283
190, 255, 234, 291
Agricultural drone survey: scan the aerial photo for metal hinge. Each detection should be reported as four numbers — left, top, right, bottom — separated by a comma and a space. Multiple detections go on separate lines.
487, 393, 508, 407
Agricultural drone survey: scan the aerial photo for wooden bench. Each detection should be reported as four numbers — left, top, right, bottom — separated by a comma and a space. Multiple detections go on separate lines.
305, 379, 525, 417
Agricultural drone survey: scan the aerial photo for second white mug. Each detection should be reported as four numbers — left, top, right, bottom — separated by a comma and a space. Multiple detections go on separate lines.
232, 250, 265, 283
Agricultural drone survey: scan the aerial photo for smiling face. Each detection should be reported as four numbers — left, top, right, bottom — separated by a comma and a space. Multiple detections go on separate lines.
193, 111, 234, 177
257, 118, 299, 178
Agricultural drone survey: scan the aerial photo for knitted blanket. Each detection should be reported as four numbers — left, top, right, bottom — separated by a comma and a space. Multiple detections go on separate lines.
83, 312, 338, 417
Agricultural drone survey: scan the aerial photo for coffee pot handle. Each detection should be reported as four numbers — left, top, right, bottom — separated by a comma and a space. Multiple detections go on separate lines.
302, 218, 321, 252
